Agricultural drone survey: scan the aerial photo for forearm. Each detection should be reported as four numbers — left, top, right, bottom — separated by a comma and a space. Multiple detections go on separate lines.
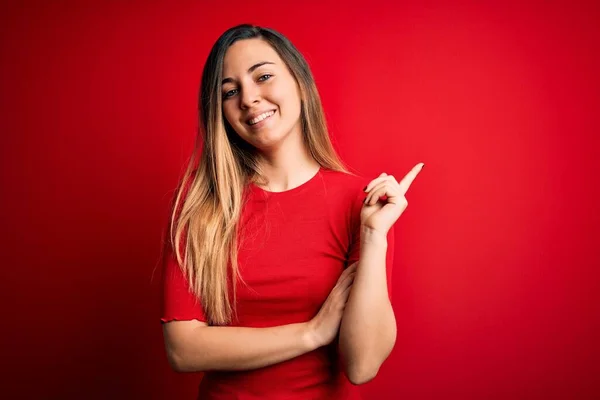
339, 226, 397, 384
170, 322, 318, 372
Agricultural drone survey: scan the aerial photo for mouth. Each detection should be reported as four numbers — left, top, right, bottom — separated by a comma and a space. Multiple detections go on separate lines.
247, 110, 276, 127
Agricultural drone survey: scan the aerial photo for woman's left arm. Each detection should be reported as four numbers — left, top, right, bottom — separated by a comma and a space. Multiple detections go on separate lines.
339, 226, 395, 385
339, 163, 425, 385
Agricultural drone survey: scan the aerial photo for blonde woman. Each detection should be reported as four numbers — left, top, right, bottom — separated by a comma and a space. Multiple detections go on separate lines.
161, 24, 424, 399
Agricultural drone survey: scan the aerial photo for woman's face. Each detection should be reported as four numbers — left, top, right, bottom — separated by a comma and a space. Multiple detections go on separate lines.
221, 38, 303, 151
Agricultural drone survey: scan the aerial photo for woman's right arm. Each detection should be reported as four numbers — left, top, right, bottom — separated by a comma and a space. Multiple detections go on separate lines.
163, 320, 315, 372
162, 262, 357, 372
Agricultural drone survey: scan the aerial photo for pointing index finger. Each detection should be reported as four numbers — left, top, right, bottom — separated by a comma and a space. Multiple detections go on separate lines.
398, 163, 424, 195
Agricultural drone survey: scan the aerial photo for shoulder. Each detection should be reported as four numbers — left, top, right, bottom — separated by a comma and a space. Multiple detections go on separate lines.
319, 168, 370, 197
318, 168, 370, 216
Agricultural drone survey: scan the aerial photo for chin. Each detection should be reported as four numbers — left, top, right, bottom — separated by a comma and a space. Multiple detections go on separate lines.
254, 132, 290, 151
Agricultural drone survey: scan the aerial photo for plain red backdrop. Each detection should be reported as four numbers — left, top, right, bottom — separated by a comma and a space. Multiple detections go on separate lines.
1, 1, 598, 399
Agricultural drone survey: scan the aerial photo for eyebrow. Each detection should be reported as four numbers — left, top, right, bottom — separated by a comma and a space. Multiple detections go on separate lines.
221, 61, 275, 85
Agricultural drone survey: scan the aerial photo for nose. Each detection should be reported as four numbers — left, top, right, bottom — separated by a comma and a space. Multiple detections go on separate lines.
239, 82, 261, 109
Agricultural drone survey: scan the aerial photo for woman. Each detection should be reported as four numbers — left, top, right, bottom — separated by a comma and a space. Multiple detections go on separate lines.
161, 24, 424, 399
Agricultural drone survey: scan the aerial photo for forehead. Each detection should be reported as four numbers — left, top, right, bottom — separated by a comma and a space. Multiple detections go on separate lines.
222, 38, 282, 76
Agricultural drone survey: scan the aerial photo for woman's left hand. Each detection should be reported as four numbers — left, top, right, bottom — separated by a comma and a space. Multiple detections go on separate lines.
360, 163, 425, 235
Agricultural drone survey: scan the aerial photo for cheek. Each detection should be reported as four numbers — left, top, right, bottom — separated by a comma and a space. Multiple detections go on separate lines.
275, 83, 302, 114
222, 105, 238, 126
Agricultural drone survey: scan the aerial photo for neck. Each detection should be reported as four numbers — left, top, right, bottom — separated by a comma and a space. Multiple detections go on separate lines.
253, 130, 320, 192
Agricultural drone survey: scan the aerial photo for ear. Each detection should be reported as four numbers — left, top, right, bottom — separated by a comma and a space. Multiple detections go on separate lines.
300, 93, 308, 106
296, 81, 307, 104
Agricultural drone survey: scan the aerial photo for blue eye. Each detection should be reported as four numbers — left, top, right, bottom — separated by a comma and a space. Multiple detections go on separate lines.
222, 75, 271, 99
223, 89, 238, 99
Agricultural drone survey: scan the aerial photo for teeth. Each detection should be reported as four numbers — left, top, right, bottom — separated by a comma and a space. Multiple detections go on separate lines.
249, 110, 275, 125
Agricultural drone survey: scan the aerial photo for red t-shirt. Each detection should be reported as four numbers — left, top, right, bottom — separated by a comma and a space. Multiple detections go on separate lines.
161, 166, 395, 399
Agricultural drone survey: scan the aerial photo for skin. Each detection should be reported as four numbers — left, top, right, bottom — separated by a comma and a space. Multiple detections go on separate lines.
162, 36, 426, 385
339, 164, 424, 384
221, 38, 320, 192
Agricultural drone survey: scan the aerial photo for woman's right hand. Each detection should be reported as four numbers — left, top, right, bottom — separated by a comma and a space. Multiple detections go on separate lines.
306, 262, 358, 348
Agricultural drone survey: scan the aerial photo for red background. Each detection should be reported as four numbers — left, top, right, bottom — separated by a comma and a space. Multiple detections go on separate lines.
1, 1, 598, 399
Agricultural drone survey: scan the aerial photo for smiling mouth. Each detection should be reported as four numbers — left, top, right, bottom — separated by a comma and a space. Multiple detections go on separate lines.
247, 110, 276, 126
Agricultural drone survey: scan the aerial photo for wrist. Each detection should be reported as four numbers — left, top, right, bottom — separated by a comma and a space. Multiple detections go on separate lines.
301, 321, 321, 351
360, 225, 389, 246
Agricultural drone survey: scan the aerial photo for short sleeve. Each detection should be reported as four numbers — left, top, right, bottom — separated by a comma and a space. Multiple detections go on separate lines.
160, 242, 208, 324
160, 170, 207, 324
347, 184, 396, 300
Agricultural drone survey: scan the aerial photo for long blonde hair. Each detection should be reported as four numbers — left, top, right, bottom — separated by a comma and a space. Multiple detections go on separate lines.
169, 24, 354, 325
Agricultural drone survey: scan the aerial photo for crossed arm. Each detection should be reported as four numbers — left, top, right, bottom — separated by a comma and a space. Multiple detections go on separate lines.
162, 228, 395, 383
164, 168, 415, 385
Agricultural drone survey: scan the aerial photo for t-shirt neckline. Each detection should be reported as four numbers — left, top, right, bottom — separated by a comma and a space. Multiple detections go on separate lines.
250, 166, 322, 198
